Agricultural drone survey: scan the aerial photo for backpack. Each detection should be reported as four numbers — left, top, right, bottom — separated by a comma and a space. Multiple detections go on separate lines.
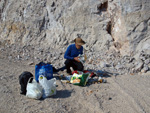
35, 62, 53, 82
19, 71, 33, 95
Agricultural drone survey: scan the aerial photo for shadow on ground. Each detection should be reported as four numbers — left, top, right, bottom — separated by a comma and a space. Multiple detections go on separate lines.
53, 90, 72, 98
39, 90, 72, 101
86, 69, 119, 78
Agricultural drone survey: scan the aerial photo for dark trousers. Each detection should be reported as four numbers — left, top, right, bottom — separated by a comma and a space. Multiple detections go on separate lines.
65, 59, 84, 73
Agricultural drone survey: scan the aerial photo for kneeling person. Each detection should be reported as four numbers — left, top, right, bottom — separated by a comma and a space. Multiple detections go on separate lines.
64, 37, 85, 75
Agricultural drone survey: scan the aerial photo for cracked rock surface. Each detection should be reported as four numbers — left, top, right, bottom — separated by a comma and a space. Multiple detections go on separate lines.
0, 0, 150, 73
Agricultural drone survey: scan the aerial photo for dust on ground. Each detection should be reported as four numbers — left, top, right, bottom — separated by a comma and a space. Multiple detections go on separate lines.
0, 57, 150, 113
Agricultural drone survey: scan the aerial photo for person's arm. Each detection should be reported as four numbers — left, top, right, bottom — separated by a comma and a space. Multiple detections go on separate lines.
64, 45, 74, 60
74, 46, 83, 62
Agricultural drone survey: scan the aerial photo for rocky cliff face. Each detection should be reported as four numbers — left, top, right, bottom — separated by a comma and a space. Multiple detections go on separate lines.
0, 0, 150, 74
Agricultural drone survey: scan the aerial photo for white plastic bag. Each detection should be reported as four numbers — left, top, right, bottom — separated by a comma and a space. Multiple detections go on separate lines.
78, 54, 87, 64
39, 75, 56, 98
26, 78, 43, 99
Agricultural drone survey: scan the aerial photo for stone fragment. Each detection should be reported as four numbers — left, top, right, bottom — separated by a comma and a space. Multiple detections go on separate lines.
141, 66, 149, 73
115, 64, 123, 70
28, 61, 34, 65
144, 59, 150, 65
100, 61, 106, 68
135, 60, 144, 72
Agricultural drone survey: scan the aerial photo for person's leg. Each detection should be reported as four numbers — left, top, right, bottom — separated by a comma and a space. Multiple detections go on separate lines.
56, 66, 66, 72
78, 62, 84, 71
65, 59, 73, 74
71, 60, 78, 71
72, 60, 84, 71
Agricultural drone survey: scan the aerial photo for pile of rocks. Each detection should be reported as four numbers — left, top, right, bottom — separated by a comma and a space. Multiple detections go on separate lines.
1, 42, 150, 75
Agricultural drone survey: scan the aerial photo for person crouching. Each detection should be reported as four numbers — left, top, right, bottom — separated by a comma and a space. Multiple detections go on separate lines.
64, 37, 85, 75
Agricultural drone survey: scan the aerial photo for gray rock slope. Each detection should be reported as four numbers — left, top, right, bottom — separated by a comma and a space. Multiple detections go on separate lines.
0, 0, 150, 74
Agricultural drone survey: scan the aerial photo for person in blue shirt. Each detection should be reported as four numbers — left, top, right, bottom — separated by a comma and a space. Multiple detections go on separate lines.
64, 37, 85, 74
